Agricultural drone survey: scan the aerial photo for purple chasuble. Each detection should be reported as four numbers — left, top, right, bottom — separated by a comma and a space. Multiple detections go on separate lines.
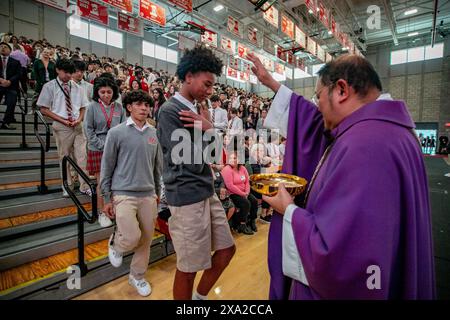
268, 93, 436, 299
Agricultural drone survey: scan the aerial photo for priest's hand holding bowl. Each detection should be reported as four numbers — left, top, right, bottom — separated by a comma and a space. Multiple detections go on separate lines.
262, 183, 294, 215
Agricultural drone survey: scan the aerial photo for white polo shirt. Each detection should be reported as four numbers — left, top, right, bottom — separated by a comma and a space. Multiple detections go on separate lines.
37, 77, 89, 120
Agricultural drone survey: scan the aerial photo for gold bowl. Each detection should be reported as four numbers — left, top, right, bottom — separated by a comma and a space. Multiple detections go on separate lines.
249, 173, 308, 197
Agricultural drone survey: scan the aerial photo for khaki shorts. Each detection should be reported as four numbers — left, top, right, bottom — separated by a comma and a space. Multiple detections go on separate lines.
168, 193, 235, 273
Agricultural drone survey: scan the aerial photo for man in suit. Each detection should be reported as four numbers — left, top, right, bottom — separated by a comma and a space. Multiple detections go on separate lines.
0, 42, 22, 129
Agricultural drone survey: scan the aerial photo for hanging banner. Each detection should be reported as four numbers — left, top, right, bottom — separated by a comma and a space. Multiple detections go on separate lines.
201, 30, 218, 48
317, 45, 325, 62
249, 74, 258, 84
229, 56, 240, 70
242, 61, 252, 74
330, 15, 337, 35
237, 43, 249, 59
296, 58, 305, 71
326, 52, 333, 62
77, 0, 109, 26
140, 0, 166, 27
287, 51, 295, 65
277, 46, 287, 62
102, 0, 132, 13
239, 71, 250, 82
220, 36, 236, 55
295, 25, 306, 48
35, 0, 68, 11
117, 12, 143, 37
318, 2, 329, 28
307, 37, 317, 56
262, 57, 274, 72
227, 16, 242, 38
281, 14, 294, 40
275, 63, 285, 75
247, 28, 258, 45
263, 5, 279, 28
263, 36, 275, 55
169, 0, 192, 13
305, 0, 316, 14
227, 67, 238, 79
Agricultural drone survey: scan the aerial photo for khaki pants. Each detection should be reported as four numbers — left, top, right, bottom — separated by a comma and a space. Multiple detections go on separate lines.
112, 195, 157, 280
52, 121, 88, 191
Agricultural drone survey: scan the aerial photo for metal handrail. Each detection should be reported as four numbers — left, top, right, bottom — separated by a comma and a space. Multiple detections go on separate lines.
17, 88, 28, 148
62, 155, 98, 276
34, 110, 50, 194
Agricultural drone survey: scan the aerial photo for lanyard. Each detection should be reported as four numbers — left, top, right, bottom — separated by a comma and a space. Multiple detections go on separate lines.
98, 100, 115, 129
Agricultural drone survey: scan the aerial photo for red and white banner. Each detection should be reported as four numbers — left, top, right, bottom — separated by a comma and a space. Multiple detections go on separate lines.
220, 36, 236, 55
262, 58, 274, 72
263, 36, 275, 55
281, 14, 294, 40
227, 67, 238, 79
239, 71, 250, 82
227, 16, 242, 38
228, 56, 239, 70
77, 0, 108, 26
201, 30, 218, 47
274, 63, 285, 75
277, 46, 287, 62
35, 0, 67, 11
317, 45, 325, 62
318, 2, 329, 28
295, 26, 306, 48
139, 0, 166, 27
263, 5, 279, 28
169, 0, 192, 12
296, 58, 305, 71
330, 15, 337, 36
305, 0, 316, 13
102, 0, 132, 13
242, 61, 252, 74
237, 43, 249, 59
287, 51, 295, 65
247, 28, 258, 45
117, 12, 143, 36
307, 37, 317, 55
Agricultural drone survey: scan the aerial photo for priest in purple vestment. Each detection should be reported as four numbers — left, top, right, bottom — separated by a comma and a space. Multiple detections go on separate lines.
247, 53, 435, 300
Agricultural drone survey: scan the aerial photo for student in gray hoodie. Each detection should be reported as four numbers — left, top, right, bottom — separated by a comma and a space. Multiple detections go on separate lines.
157, 46, 235, 300
84, 76, 125, 227
101, 90, 162, 297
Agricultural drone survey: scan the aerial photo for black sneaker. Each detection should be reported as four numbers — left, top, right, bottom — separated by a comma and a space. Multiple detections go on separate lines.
260, 215, 272, 224
248, 219, 257, 232
0, 123, 16, 130
237, 224, 254, 235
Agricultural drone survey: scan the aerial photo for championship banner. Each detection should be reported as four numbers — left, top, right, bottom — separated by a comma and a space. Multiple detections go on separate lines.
317, 45, 325, 62
274, 63, 285, 75
139, 0, 166, 27
102, 0, 132, 13
305, 0, 316, 13
239, 71, 250, 81
281, 14, 294, 40
201, 30, 218, 48
238, 43, 249, 59
35, 0, 67, 11
318, 2, 329, 28
242, 61, 252, 74
227, 16, 242, 38
276, 46, 287, 62
117, 12, 143, 36
287, 50, 295, 65
169, 0, 192, 12
330, 15, 337, 36
220, 36, 236, 55
249, 74, 258, 84
247, 28, 258, 45
295, 25, 306, 48
227, 67, 238, 79
262, 57, 274, 72
263, 5, 279, 28
228, 56, 240, 70
307, 37, 317, 56
263, 36, 275, 55
77, 0, 108, 26
296, 58, 305, 71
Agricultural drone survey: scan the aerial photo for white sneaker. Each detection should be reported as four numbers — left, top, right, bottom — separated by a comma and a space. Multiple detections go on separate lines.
62, 185, 69, 198
79, 188, 92, 197
129, 274, 152, 297
98, 212, 113, 228
108, 234, 123, 268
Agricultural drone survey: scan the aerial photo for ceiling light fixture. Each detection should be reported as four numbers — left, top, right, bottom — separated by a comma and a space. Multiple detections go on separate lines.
214, 5, 224, 12
308, 9, 313, 14
408, 32, 419, 37
404, 9, 418, 16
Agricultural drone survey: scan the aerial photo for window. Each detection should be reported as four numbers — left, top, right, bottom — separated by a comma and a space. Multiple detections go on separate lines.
69, 16, 89, 39
390, 49, 407, 65
166, 49, 178, 64
285, 66, 293, 79
407, 46, 424, 63
107, 29, 123, 49
294, 68, 311, 79
155, 44, 167, 61
89, 24, 106, 44
142, 41, 155, 57
425, 43, 444, 60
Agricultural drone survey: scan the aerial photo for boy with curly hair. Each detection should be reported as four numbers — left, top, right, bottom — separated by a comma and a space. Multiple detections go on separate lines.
157, 46, 235, 300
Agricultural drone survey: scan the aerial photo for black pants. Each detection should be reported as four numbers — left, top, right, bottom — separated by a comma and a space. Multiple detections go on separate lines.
0, 87, 18, 125
230, 193, 258, 225
20, 67, 28, 94
251, 189, 270, 209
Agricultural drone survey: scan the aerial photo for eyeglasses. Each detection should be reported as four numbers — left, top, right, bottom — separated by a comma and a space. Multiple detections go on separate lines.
311, 86, 328, 106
